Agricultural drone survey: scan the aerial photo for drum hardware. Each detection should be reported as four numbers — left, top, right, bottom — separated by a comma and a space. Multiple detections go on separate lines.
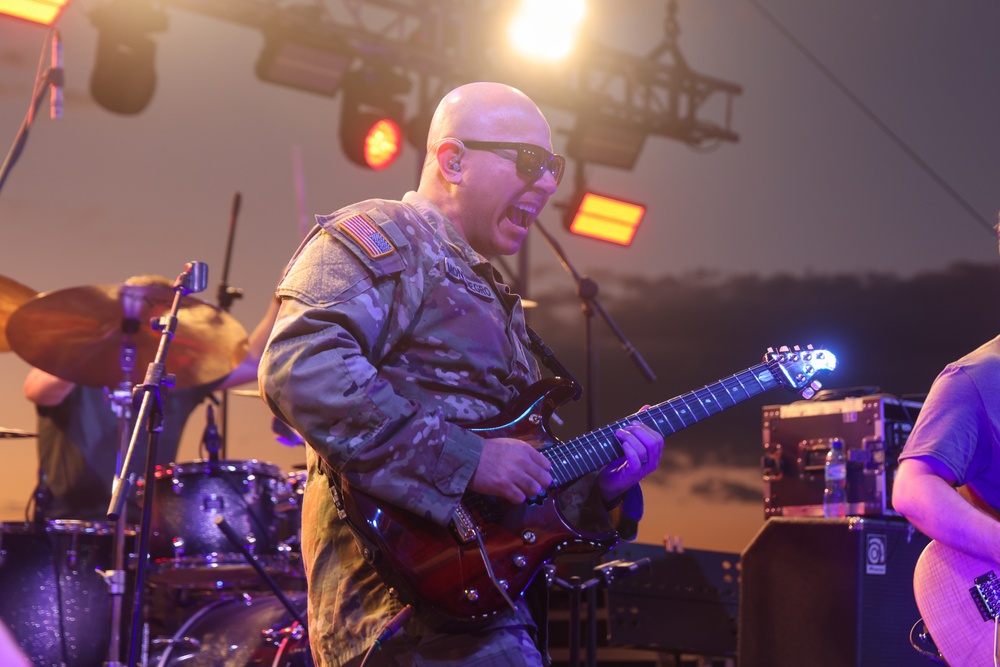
200, 402, 222, 462
213, 191, 245, 461
214, 515, 308, 633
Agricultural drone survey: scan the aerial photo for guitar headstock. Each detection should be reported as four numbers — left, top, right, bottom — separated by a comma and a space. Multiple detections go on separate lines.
765, 345, 837, 399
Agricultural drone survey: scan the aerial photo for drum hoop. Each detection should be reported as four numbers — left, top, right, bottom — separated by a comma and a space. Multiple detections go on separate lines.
0, 519, 135, 536
156, 459, 283, 479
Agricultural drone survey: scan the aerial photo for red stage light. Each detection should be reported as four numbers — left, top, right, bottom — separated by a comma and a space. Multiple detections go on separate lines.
363, 117, 402, 170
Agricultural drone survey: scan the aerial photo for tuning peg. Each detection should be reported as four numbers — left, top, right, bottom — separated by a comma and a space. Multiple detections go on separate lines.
801, 380, 823, 400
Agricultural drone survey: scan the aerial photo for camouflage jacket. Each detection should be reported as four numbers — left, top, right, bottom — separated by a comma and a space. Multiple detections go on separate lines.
260, 192, 637, 667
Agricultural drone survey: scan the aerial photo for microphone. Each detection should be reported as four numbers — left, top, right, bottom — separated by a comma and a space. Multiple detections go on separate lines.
202, 404, 221, 462
50, 29, 63, 120
176, 261, 209, 294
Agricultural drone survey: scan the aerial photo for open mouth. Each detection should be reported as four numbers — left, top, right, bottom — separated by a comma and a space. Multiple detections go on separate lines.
505, 204, 536, 229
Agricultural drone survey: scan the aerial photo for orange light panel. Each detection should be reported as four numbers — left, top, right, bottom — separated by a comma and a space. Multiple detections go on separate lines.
0, 0, 70, 25
568, 193, 645, 246
363, 118, 402, 170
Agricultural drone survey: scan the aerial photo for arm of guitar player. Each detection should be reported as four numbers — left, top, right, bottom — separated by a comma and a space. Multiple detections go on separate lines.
894, 457, 1000, 566
261, 291, 484, 528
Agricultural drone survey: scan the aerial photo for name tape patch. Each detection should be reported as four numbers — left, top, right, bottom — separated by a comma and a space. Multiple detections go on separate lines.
444, 258, 494, 301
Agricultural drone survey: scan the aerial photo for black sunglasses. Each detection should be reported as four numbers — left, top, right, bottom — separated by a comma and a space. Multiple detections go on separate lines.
459, 140, 565, 185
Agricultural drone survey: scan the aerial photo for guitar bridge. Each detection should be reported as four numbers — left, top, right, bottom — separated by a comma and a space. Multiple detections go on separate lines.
970, 570, 1000, 621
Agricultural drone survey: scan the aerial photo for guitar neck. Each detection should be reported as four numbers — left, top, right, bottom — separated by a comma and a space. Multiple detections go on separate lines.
546, 361, 781, 487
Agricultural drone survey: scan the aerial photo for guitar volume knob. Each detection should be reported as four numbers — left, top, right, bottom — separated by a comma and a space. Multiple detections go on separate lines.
522, 531, 536, 544
513, 555, 527, 568
464, 589, 479, 602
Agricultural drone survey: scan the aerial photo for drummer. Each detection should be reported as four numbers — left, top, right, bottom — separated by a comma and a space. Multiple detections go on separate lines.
21, 275, 280, 523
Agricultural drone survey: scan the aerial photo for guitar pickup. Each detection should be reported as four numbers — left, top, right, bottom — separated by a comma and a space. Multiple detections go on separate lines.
450, 504, 479, 544
970, 570, 1000, 621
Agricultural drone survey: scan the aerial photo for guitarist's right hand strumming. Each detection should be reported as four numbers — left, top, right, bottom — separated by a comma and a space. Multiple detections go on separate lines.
470, 437, 553, 503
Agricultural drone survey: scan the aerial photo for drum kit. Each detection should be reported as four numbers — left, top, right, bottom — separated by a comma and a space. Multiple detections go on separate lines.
0, 271, 313, 667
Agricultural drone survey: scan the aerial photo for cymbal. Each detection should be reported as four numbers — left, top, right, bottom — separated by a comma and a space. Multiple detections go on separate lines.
0, 274, 37, 352
0, 427, 36, 439
7, 283, 249, 389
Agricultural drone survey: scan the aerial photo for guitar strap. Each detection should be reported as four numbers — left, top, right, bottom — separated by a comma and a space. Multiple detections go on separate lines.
525, 325, 582, 400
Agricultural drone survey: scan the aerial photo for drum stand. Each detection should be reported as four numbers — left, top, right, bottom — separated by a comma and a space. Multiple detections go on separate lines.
101, 336, 139, 667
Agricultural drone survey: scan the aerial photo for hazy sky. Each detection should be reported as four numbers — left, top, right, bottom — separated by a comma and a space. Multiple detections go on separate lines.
0, 0, 998, 552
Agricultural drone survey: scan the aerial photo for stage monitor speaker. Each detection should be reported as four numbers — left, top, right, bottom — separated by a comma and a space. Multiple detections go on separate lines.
738, 517, 930, 667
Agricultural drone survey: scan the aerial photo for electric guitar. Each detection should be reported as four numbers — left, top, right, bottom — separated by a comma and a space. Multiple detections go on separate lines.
914, 540, 1000, 666
339, 346, 837, 621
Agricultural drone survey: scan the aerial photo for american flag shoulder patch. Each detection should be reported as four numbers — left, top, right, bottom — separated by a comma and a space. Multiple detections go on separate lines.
338, 213, 395, 259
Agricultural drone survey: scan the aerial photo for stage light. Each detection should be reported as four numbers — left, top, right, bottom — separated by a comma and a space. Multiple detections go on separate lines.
88, 0, 167, 115
339, 64, 410, 170
255, 34, 353, 97
566, 192, 646, 246
361, 117, 403, 170
568, 116, 648, 170
507, 0, 585, 61
0, 0, 70, 25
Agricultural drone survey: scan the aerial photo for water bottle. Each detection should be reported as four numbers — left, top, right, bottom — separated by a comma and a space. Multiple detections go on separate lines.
823, 438, 848, 518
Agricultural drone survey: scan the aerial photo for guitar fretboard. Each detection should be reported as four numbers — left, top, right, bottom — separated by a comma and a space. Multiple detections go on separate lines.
545, 361, 779, 486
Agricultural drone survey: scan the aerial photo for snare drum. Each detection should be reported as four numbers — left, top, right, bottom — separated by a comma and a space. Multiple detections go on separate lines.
0, 520, 135, 667
153, 592, 312, 666
148, 459, 290, 588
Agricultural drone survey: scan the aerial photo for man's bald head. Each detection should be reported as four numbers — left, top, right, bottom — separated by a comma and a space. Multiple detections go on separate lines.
425, 82, 552, 151
415, 82, 558, 256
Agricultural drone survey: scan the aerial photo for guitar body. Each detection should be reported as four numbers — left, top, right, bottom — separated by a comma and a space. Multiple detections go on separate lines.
340, 378, 618, 621
914, 540, 1000, 666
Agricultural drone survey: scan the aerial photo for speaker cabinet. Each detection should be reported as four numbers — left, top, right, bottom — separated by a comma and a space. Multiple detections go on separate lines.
738, 517, 930, 667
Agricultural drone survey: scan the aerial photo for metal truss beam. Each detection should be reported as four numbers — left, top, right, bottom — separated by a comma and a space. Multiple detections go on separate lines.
159, 0, 741, 147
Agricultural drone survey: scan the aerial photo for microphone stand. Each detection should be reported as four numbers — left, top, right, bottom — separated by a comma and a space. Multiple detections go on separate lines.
106, 261, 210, 667
0, 30, 63, 197
532, 220, 656, 430
214, 192, 243, 460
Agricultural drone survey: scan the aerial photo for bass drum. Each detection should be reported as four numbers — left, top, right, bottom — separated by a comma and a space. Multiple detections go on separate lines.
153, 592, 313, 667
